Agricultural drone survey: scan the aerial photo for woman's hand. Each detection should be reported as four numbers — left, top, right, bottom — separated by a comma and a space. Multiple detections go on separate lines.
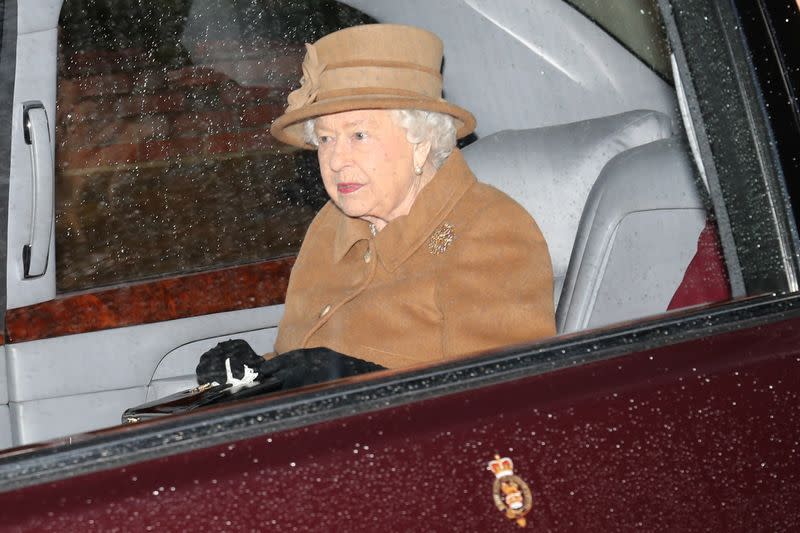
195, 339, 267, 385
261, 348, 385, 389
196, 342, 385, 390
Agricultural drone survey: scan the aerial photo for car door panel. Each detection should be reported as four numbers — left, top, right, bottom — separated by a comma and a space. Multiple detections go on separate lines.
6, 8, 57, 309
7, 303, 284, 404
1, 301, 798, 530
3, 226, 292, 446
10, 387, 144, 446
7, 301, 284, 446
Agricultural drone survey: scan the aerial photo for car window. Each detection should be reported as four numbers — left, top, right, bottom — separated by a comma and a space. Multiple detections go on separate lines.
56, 0, 742, 390
11, 0, 790, 454
55, 0, 373, 292
564, 0, 671, 79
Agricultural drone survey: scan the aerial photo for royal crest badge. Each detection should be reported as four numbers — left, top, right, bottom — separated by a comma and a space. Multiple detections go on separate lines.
487, 455, 533, 527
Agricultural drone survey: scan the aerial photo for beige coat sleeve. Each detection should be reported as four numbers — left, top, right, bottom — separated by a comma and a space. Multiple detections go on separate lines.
435, 196, 556, 358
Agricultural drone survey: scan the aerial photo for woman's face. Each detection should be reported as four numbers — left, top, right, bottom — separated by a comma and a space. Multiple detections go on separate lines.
315, 109, 426, 226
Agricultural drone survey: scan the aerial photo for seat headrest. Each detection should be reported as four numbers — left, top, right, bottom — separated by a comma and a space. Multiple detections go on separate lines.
463, 109, 673, 283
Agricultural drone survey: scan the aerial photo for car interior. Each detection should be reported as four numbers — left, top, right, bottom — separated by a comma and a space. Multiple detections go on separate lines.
1, 0, 725, 449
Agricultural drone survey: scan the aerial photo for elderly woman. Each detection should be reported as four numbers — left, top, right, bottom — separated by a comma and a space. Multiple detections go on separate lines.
197, 24, 554, 389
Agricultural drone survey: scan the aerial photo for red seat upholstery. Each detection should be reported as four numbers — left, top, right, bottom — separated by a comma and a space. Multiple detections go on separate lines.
668, 219, 731, 310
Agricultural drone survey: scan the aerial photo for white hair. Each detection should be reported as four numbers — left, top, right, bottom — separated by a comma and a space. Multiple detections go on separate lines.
303, 109, 457, 169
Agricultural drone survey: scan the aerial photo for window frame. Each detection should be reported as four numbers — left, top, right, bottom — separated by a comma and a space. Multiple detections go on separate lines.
0, 0, 14, 333
731, 0, 800, 241
662, 0, 800, 296
2, 0, 800, 490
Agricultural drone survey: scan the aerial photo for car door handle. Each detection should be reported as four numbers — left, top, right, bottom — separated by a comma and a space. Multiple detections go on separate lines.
22, 102, 54, 278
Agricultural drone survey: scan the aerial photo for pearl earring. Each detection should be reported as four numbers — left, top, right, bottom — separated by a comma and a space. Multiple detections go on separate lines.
414, 165, 423, 175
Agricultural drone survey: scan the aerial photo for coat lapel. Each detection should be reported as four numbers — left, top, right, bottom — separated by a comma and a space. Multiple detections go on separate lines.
374, 149, 475, 272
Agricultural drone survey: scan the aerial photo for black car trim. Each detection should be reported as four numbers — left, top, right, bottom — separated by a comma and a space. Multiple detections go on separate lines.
734, 0, 800, 245
661, 0, 800, 295
660, 0, 745, 297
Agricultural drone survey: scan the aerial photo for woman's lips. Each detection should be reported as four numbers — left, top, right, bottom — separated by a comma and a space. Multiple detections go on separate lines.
337, 183, 363, 194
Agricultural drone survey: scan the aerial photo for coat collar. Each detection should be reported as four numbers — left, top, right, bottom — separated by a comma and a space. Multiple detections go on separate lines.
332, 148, 476, 270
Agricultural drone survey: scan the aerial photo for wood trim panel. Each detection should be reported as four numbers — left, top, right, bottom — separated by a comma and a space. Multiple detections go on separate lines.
4, 257, 295, 344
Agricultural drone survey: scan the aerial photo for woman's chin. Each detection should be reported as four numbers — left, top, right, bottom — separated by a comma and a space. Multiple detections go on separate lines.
334, 200, 370, 220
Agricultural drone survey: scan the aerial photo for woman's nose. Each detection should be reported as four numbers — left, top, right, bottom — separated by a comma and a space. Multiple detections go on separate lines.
327, 139, 351, 171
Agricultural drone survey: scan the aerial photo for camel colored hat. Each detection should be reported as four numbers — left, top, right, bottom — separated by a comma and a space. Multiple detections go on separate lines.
270, 24, 476, 149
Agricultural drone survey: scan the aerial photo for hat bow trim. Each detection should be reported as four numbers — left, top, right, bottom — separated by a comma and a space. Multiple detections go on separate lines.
287, 43, 325, 112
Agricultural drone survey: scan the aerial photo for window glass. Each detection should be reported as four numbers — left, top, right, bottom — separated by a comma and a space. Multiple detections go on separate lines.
51, 0, 738, 325
728, 0, 800, 276
1, 0, 762, 455
55, 0, 373, 292
749, 1, 800, 188
564, 0, 671, 79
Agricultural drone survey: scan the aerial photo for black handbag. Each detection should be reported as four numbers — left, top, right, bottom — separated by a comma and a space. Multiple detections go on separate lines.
122, 377, 282, 424
122, 345, 385, 424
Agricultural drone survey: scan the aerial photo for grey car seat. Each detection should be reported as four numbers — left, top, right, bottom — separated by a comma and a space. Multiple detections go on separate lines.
557, 138, 706, 332
463, 109, 674, 307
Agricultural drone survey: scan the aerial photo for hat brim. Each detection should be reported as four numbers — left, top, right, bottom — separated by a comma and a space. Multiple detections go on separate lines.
269, 95, 476, 149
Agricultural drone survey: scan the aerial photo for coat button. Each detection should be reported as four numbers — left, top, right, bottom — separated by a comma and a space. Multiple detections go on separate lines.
363, 249, 372, 263
319, 304, 331, 318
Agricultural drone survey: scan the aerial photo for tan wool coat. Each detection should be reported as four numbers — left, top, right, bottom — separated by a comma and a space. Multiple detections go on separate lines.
273, 149, 556, 368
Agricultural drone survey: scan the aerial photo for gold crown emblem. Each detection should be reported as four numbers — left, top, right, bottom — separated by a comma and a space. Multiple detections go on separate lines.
487, 455, 514, 478
487, 454, 533, 527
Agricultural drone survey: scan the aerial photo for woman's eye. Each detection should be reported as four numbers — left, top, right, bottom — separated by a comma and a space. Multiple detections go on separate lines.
318, 135, 331, 144
354, 131, 367, 140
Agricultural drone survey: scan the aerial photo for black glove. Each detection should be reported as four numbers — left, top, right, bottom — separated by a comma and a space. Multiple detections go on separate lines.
260, 347, 386, 390
196, 339, 267, 385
